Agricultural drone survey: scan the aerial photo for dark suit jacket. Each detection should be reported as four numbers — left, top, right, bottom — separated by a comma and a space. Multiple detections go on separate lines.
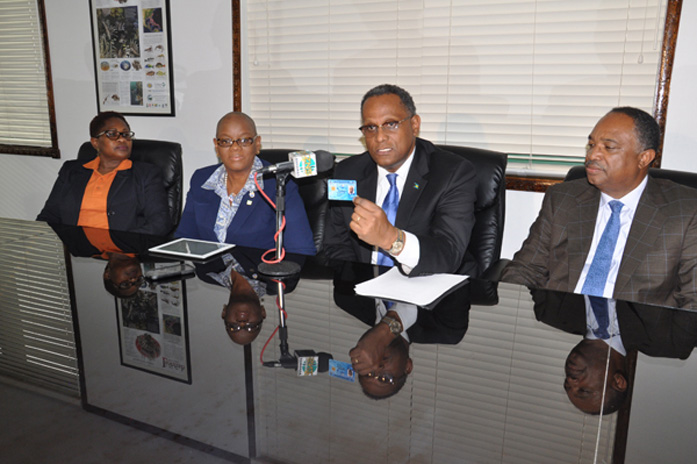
37, 159, 171, 235
530, 289, 697, 359
502, 176, 697, 309
323, 138, 477, 276
175, 162, 316, 255
49, 224, 167, 258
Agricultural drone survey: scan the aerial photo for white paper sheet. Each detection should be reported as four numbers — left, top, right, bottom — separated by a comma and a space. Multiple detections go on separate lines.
354, 267, 469, 307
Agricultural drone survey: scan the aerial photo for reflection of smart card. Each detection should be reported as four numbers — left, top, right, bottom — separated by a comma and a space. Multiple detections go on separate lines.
289, 150, 318, 178
328, 180, 357, 201
328, 359, 355, 382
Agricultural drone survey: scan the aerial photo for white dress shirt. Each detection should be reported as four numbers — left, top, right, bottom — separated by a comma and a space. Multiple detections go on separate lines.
574, 176, 648, 298
583, 295, 626, 356
370, 147, 420, 271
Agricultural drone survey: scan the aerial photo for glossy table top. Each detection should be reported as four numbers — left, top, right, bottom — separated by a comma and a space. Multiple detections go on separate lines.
47, 223, 697, 464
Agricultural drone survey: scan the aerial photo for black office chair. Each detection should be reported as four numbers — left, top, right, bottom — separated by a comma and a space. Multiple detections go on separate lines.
77, 139, 183, 233
436, 145, 507, 305
565, 164, 697, 189
436, 145, 508, 277
257, 149, 335, 255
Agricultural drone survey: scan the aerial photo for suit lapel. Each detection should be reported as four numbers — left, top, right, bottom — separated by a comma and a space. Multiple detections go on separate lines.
615, 178, 666, 295
567, 184, 600, 288
66, 167, 94, 224
356, 160, 378, 262
357, 160, 378, 202
229, 185, 266, 236
396, 141, 428, 228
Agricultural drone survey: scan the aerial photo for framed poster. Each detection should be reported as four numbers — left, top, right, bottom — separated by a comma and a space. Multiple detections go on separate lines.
89, 0, 175, 116
116, 268, 191, 383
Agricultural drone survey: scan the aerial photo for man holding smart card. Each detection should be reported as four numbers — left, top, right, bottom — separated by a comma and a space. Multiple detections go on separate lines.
324, 84, 477, 395
324, 83, 478, 277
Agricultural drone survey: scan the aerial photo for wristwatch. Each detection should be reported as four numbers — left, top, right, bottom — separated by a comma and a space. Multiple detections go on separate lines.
388, 229, 405, 255
381, 315, 403, 335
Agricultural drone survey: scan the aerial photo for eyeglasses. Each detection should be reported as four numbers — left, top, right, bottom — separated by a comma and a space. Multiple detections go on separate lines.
216, 136, 258, 148
359, 116, 413, 137
95, 130, 136, 141
364, 371, 405, 385
225, 321, 263, 333
117, 275, 144, 290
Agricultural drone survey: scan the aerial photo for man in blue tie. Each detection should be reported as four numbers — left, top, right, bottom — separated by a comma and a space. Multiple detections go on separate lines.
502, 107, 697, 309
324, 83, 477, 277
324, 84, 478, 398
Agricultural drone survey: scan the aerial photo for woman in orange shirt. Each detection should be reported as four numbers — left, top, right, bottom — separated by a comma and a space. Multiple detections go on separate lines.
37, 111, 171, 235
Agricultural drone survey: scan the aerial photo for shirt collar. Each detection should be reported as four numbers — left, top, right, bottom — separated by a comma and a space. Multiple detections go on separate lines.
202, 157, 264, 196
83, 156, 133, 172
376, 145, 416, 179
599, 174, 648, 214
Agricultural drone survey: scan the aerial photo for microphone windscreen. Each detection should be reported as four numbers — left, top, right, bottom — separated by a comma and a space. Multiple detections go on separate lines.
313, 150, 335, 173
317, 352, 333, 373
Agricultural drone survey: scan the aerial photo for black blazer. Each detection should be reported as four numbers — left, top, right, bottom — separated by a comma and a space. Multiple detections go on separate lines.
324, 138, 477, 276
37, 159, 171, 235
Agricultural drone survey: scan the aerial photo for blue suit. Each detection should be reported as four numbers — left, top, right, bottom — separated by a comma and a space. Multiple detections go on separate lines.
175, 162, 316, 255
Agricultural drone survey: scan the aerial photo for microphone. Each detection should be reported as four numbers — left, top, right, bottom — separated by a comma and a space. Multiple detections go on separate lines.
255, 150, 334, 177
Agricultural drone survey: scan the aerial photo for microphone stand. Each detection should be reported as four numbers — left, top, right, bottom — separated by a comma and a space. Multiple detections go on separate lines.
257, 171, 301, 277
262, 277, 298, 369
258, 170, 299, 369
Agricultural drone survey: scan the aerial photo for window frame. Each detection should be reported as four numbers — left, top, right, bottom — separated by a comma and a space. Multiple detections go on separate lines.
0, 0, 60, 159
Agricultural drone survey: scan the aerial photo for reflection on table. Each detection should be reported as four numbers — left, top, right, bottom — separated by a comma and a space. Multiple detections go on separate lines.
42, 223, 697, 463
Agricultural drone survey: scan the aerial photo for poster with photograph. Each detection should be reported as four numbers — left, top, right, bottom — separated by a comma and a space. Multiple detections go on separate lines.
116, 266, 191, 383
89, 0, 175, 116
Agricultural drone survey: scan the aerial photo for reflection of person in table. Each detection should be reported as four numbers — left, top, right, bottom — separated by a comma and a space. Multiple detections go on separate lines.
532, 289, 697, 415
222, 269, 267, 345
334, 261, 469, 399
103, 252, 143, 299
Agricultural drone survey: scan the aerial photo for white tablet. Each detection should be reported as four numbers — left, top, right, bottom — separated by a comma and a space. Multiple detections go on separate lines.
148, 238, 235, 260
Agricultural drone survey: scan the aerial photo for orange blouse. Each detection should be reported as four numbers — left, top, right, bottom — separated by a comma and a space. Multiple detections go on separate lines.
77, 157, 133, 229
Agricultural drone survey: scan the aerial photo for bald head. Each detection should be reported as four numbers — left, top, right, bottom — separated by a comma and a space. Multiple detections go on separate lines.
216, 112, 257, 137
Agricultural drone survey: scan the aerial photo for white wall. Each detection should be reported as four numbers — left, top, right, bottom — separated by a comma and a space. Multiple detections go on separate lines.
0, 1, 234, 221
2, 2, 697, 459
624, 2, 697, 462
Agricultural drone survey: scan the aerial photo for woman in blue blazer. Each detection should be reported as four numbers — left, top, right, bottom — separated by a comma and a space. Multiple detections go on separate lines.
175, 112, 315, 255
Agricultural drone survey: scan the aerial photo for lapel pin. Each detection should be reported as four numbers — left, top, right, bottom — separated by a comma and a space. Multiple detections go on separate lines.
413, 182, 420, 189
246, 199, 253, 206
249, 192, 255, 198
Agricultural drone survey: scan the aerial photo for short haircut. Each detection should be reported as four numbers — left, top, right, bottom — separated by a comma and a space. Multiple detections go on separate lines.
90, 111, 130, 138
609, 107, 660, 153
216, 111, 257, 136
361, 84, 416, 117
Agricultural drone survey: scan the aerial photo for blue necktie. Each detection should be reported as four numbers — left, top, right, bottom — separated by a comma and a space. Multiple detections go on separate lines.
377, 173, 399, 267
588, 296, 610, 339
581, 200, 624, 297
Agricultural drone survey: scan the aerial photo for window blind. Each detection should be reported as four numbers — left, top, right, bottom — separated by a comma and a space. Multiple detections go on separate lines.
0, 0, 58, 156
246, 0, 666, 176
253, 280, 616, 463
0, 219, 79, 398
